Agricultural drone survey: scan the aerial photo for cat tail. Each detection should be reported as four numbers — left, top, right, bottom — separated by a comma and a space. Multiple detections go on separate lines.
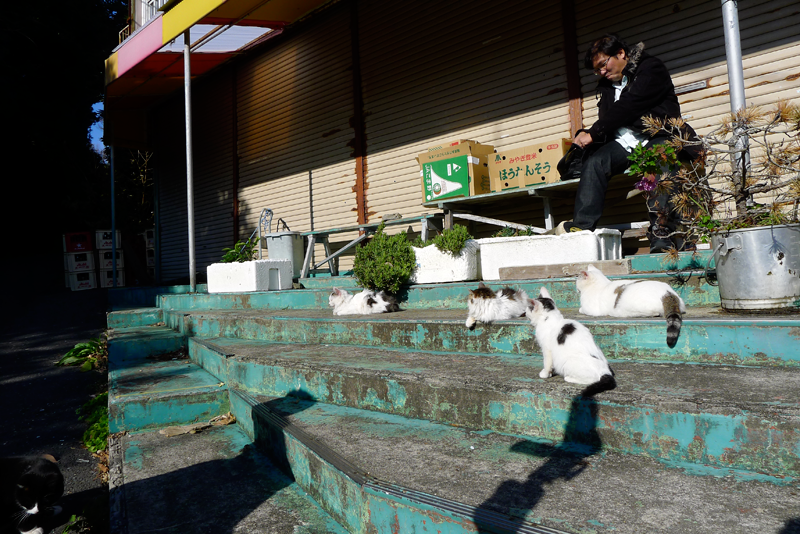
662, 293, 683, 348
580, 373, 616, 398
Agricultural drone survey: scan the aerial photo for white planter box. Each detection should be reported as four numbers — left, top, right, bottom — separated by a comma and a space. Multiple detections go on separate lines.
477, 229, 622, 280
410, 240, 480, 284
207, 259, 292, 293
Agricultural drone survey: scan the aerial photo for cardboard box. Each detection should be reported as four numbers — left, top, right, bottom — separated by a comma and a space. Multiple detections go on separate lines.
66, 271, 97, 291
96, 230, 122, 250
141, 228, 155, 248
63, 232, 93, 253
99, 249, 124, 269
425, 139, 480, 153
489, 138, 572, 191
99, 269, 125, 288
418, 141, 494, 202
64, 252, 95, 272
146, 248, 155, 267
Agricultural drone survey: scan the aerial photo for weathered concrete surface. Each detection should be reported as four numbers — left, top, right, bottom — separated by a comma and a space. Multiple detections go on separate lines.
106, 307, 163, 328
196, 338, 800, 477
109, 424, 347, 534
163, 307, 800, 366
246, 395, 800, 534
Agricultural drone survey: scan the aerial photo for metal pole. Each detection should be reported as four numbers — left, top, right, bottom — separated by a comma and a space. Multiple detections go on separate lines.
721, 0, 750, 206
111, 146, 117, 288
184, 30, 196, 292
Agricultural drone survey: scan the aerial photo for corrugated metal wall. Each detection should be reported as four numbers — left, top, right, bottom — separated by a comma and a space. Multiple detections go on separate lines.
359, 0, 573, 236
152, 0, 799, 279
155, 70, 235, 283
235, 5, 357, 268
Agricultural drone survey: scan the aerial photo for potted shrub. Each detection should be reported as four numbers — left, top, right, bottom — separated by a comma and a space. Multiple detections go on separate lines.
409, 224, 480, 284
353, 222, 416, 294
207, 236, 293, 293
630, 102, 800, 310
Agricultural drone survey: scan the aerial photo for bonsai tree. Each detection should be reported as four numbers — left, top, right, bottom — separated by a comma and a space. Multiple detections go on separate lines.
353, 222, 416, 293
628, 101, 800, 246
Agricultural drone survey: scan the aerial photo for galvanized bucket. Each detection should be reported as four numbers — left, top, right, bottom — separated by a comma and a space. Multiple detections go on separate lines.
711, 223, 800, 310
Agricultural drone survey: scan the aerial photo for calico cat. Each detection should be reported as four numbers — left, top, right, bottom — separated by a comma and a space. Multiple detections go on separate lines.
328, 287, 400, 315
0, 455, 64, 534
526, 287, 616, 397
465, 283, 529, 330
576, 264, 686, 348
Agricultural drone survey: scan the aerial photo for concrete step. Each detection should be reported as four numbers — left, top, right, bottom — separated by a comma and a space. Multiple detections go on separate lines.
154, 271, 721, 311
166, 308, 800, 367
231, 391, 798, 534
109, 423, 348, 533
106, 307, 163, 328
191, 338, 800, 478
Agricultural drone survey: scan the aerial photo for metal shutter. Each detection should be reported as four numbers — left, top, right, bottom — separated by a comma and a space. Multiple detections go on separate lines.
358, 0, 573, 236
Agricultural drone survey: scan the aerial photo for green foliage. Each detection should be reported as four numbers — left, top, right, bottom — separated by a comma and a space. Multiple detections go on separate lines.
57, 338, 107, 372
627, 143, 679, 178
221, 237, 260, 263
353, 222, 416, 293
77, 392, 109, 453
412, 225, 474, 256
491, 226, 538, 238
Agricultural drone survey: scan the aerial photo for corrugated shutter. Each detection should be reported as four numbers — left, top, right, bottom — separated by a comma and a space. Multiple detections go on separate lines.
154, 69, 235, 283
235, 6, 357, 268
359, 0, 573, 236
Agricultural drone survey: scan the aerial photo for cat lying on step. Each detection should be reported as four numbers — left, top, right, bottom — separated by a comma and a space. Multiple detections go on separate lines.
526, 287, 616, 397
328, 287, 400, 315
576, 264, 686, 348
465, 283, 529, 330
0, 454, 64, 534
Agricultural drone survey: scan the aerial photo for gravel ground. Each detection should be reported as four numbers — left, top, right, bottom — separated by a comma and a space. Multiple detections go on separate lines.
0, 288, 109, 533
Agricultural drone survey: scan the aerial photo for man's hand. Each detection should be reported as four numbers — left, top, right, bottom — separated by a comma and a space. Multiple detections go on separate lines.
574, 131, 593, 148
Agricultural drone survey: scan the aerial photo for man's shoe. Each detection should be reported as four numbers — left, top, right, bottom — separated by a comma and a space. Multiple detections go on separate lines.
649, 238, 676, 254
547, 220, 585, 235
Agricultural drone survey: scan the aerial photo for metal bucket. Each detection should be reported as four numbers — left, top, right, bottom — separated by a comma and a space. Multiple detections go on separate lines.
711, 223, 800, 310
263, 232, 304, 278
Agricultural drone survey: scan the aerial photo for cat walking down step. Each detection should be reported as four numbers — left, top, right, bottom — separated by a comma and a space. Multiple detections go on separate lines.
576, 264, 686, 348
526, 287, 616, 397
328, 288, 400, 315
465, 283, 529, 330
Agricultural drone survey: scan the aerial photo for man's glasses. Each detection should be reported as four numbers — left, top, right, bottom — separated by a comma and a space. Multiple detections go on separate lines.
593, 56, 612, 76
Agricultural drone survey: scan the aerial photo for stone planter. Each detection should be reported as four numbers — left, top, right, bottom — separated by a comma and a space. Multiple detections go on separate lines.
207, 259, 292, 293
476, 229, 622, 280
710, 223, 800, 310
409, 240, 480, 284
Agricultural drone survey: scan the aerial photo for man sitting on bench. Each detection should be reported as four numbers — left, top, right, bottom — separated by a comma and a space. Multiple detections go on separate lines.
554, 34, 700, 253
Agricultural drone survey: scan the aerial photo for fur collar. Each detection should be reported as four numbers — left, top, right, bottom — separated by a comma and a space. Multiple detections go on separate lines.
625, 42, 645, 75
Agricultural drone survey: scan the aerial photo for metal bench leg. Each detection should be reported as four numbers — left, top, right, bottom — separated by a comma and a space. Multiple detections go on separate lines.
300, 236, 316, 279
542, 198, 554, 230
321, 237, 339, 276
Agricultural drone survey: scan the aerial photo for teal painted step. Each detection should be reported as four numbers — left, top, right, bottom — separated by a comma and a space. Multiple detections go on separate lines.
230, 392, 798, 534
169, 308, 800, 366
108, 283, 208, 310
108, 356, 230, 433
192, 338, 800, 478
107, 325, 185, 364
157, 272, 721, 311
109, 423, 348, 533
107, 307, 163, 328
629, 250, 715, 273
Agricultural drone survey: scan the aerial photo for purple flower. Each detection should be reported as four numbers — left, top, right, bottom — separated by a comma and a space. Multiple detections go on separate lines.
635, 174, 657, 192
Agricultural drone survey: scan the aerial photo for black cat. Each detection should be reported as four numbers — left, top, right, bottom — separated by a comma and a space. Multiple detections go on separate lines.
0, 455, 64, 534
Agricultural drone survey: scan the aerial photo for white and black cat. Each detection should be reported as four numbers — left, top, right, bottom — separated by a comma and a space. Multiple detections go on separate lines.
576, 264, 686, 348
465, 283, 529, 330
328, 287, 400, 316
526, 287, 616, 397
0, 455, 64, 534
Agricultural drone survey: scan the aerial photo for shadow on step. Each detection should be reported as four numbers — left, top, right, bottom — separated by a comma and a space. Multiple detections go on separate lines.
475, 395, 601, 533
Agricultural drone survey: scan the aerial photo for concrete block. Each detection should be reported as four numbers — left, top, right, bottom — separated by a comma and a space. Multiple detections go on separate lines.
500, 259, 631, 280
409, 240, 480, 284
207, 259, 292, 293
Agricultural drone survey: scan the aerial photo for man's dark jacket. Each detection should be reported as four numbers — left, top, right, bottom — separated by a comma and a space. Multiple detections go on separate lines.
586, 43, 700, 159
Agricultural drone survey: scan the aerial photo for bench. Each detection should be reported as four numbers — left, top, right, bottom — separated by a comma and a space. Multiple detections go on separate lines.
421, 174, 648, 238
300, 213, 444, 278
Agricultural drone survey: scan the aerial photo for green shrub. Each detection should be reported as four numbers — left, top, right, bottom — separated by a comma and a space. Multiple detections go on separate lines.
432, 224, 473, 256
221, 237, 259, 263
78, 392, 109, 452
491, 226, 538, 238
353, 222, 416, 293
